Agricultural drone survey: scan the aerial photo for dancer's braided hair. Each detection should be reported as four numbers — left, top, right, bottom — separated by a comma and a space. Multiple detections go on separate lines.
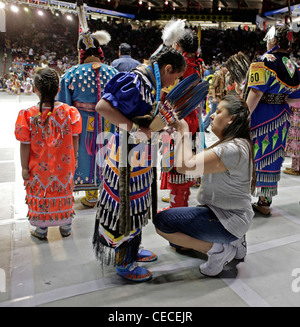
33, 67, 60, 127
225, 52, 251, 86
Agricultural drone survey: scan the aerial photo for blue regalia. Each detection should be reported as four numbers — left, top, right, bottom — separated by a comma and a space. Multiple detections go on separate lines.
58, 62, 118, 191
248, 51, 300, 196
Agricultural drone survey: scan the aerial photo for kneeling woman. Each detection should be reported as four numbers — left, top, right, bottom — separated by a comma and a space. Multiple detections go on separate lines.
154, 95, 255, 276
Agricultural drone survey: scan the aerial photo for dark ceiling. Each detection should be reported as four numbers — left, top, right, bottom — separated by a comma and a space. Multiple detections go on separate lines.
5, 0, 299, 23
85, 0, 288, 13
81, 0, 298, 22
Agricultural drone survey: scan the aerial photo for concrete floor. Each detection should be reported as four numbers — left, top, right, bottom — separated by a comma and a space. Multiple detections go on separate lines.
0, 92, 300, 308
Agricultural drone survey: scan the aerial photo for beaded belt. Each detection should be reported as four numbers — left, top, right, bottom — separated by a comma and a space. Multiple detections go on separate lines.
73, 101, 96, 112
260, 93, 288, 105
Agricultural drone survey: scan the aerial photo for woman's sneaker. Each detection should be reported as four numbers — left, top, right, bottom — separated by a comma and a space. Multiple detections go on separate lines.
199, 243, 236, 276
231, 235, 247, 260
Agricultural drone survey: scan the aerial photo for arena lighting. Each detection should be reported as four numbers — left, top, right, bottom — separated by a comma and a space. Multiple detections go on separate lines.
3, 0, 135, 19
66, 14, 72, 20
0, 2, 5, 9
37, 9, 43, 15
10, 4, 19, 12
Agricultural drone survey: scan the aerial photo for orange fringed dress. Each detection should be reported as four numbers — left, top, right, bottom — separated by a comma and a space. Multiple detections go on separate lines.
15, 102, 82, 227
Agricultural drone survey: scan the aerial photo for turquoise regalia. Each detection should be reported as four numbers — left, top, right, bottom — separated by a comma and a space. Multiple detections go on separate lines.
57, 62, 118, 191
248, 51, 300, 197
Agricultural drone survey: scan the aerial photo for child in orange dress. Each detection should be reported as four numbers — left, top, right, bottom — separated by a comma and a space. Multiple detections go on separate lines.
15, 67, 82, 239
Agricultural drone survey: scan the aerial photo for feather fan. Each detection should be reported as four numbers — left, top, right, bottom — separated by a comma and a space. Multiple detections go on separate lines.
150, 74, 209, 131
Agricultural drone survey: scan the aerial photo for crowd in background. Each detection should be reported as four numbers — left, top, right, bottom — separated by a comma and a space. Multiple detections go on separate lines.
1, 8, 300, 93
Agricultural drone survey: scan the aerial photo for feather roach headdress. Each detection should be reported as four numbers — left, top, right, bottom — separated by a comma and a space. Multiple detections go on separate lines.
150, 74, 209, 131
151, 19, 186, 58
76, 0, 111, 63
162, 19, 186, 46
263, 25, 293, 50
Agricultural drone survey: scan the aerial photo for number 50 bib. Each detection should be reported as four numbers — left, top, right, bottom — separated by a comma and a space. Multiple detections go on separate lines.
248, 62, 266, 86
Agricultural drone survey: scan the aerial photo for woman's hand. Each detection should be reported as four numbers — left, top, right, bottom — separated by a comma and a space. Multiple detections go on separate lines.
170, 119, 189, 135
139, 126, 153, 140
22, 168, 30, 180
131, 126, 153, 142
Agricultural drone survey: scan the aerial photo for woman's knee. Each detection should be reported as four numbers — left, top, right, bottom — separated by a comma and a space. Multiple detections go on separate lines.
153, 211, 165, 227
154, 207, 193, 233
153, 210, 172, 233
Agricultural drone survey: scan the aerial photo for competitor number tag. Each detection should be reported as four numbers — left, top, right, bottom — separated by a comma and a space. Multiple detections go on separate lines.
248, 62, 266, 86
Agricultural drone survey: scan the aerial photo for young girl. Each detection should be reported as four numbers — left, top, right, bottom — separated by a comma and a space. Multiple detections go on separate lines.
93, 47, 187, 282
160, 28, 204, 209
154, 95, 255, 276
15, 67, 82, 239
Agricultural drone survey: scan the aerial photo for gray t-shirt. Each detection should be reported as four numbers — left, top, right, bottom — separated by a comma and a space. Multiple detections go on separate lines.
197, 138, 254, 238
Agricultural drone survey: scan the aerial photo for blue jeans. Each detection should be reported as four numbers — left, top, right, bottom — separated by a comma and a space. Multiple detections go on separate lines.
153, 205, 237, 244
203, 101, 218, 130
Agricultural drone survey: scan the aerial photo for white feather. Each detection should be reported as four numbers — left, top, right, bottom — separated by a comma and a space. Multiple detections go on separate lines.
162, 19, 186, 46
77, 4, 89, 33
91, 30, 111, 45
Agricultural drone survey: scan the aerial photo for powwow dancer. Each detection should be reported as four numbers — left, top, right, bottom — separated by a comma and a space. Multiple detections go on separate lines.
160, 25, 204, 209
246, 25, 300, 215
15, 67, 82, 239
92, 47, 186, 282
93, 41, 208, 282
57, 0, 118, 208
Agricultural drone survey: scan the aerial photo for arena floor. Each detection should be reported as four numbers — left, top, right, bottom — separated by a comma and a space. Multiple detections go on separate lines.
0, 92, 300, 308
